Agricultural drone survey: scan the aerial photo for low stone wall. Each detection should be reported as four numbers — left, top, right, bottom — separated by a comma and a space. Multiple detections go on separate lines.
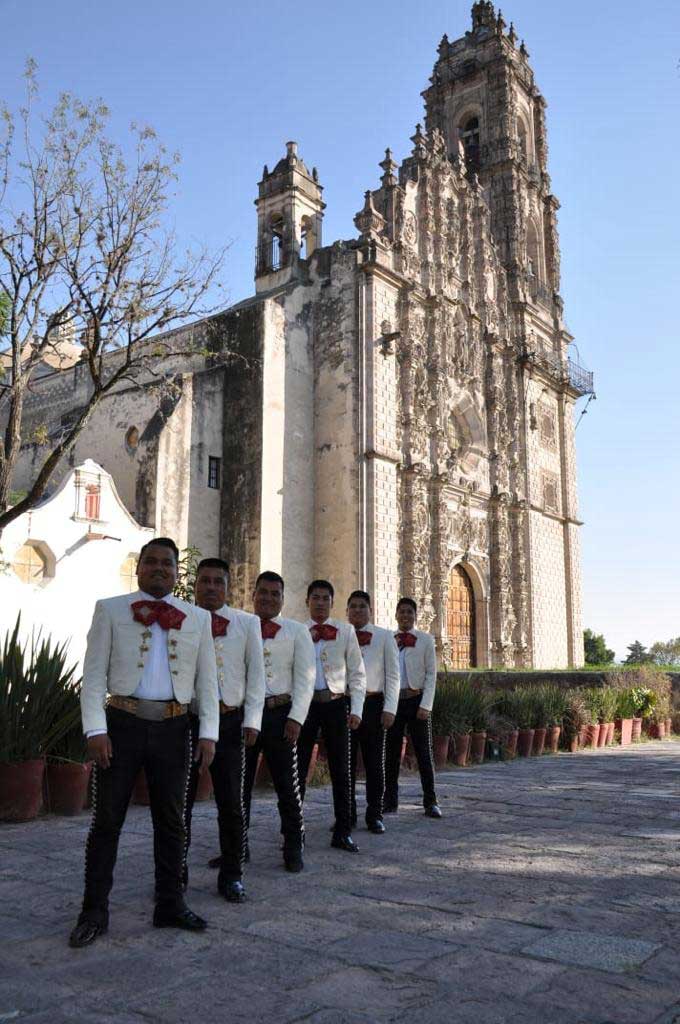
441, 669, 679, 700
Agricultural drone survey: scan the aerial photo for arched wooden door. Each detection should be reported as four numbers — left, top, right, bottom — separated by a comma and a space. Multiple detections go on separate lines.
446, 564, 477, 668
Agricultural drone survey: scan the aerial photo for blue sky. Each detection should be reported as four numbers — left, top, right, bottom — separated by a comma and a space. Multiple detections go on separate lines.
2, 0, 678, 660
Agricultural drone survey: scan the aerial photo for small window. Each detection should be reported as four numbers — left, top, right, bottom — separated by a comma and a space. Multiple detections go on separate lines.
459, 116, 480, 172
120, 554, 139, 593
84, 484, 101, 521
125, 426, 140, 453
208, 457, 221, 490
13, 542, 48, 584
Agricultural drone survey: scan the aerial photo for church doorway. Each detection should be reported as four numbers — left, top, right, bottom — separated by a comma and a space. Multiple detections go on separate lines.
446, 564, 477, 668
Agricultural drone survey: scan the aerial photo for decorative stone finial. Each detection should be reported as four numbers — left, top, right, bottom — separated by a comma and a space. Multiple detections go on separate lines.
354, 190, 386, 241
508, 22, 517, 45
262, 164, 269, 178
379, 148, 398, 188
286, 141, 298, 159
496, 9, 506, 34
438, 33, 449, 57
410, 123, 427, 160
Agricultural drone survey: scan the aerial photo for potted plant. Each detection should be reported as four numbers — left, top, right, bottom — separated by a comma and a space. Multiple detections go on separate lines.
0, 617, 77, 821
447, 677, 475, 767
562, 689, 587, 753
614, 688, 636, 746
530, 687, 549, 756
44, 678, 91, 816
542, 685, 567, 753
507, 689, 535, 756
582, 689, 602, 749
487, 695, 519, 759
630, 686, 656, 740
431, 681, 455, 769
599, 687, 618, 746
468, 685, 490, 765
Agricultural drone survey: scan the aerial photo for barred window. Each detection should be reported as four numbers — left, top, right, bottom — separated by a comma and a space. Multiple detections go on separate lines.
208, 457, 221, 490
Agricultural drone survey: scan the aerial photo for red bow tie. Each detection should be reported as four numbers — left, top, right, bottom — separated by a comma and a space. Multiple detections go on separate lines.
211, 613, 229, 638
395, 632, 417, 650
131, 600, 186, 631
356, 630, 372, 647
261, 620, 281, 640
310, 623, 338, 644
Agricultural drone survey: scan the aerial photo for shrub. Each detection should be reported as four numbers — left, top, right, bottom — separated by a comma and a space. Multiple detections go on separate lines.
433, 676, 489, 735
562, 689, 588, 745
599, 687, 618, 723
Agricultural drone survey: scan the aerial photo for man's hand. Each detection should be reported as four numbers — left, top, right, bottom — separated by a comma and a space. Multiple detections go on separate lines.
87, 734, 113, 769
416, 707, 430, 722
243, 728, 259, 748
381, 711, 395, 730
284, 719, 301, 745
349, 714, 361, 731
194, 739, 216, 774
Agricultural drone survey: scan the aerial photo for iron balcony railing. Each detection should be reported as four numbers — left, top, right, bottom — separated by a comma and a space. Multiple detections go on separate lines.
567, 357, 595, 396
520, 347, 595, 397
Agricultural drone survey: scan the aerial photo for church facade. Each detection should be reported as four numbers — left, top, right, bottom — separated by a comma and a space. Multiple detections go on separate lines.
7, 2, 593, 668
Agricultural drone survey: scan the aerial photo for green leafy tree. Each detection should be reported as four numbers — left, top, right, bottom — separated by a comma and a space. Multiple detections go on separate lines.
0, 62, 227, 534
624, 641, 652, 665
583, 628, 615, 665
649, 637, 680, 667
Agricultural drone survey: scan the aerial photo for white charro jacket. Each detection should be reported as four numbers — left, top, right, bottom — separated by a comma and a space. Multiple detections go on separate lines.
260, 616, 316, 726
306, 617, 367, 719
356, 623, 400, 717
212, 604, 265, 732
396, 627, 438, 712
81, 591, 219, 739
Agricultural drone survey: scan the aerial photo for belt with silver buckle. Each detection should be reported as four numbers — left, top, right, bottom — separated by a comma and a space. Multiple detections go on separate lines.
399, 688, 423, 699
220, 701, 241, 714
108, 695, 187, 721
265, 694, 292, 710
365, 691, 383, 699
312, 690, 344, 704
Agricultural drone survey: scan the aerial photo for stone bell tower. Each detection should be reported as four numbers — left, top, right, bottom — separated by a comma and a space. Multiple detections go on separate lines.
254, 141, 325, 293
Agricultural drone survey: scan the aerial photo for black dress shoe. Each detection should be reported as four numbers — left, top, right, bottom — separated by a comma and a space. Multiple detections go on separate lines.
68, 918, 107, 948
219, 880, 247, 903
331, 834, 359, 853
207, 854, 222, 869
153, 907, 208, 931
425, 804, 442, 818
368, 819, 386, 834
382, 802, 398, 814
284, 852, 304, 873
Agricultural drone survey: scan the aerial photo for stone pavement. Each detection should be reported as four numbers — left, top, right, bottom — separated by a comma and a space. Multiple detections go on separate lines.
3, 742, 680, 1024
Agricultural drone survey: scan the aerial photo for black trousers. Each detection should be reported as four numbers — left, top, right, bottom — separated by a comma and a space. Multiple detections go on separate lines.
385, 695, 437, 809
350, 694, 386, 826
185, 709, 245, 887
297, 695, 353, 837
80, 707, 190, 923
243, 702, 304, 853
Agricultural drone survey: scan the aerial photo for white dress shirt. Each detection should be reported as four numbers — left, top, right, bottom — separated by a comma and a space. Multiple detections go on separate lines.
313, 632, 328, 691
133, 592, 174, 701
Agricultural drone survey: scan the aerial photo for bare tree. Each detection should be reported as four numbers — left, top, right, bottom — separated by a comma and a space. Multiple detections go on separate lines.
0, 62, 226, 533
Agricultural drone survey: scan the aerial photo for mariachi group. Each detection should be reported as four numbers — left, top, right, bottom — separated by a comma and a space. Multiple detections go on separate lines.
69, 537, 441, 948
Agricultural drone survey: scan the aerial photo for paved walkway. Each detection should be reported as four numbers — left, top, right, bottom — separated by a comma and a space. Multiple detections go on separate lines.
3, 742, 680, 1024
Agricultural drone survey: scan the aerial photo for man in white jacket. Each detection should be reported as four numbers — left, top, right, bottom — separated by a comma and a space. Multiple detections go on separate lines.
68, 538, 219, 948
297, 579, 366, 853
346, 590, 400, 834
384, 597, 442, 818
184, 557, 265, 903
242, 570, 316, 872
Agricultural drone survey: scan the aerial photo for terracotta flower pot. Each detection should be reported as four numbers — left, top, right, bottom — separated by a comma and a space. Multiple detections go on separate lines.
607, 722, 616, 745
45, 761, 92, 816
532, 727, 547, 756
502, 730, 518, 759
404, 737, 418, 771
547, 725, 561, 753
132, 770, 150, 805
585, 723, 600, 749
355, 747, 366, 777
0, 759, 45, 821
517, 729, 534, 757
254, 751, 271, 787
568, 735, 580, 753
616, 718, 632, 746
400, 736, 408, 766
451, 733, 470, 767
305, 743, 319, 784
579, 724, 589, 748
632, 717, 642, 741
433, 734, 451, 770
666, 717, 673, 737
469, 731, 487, 765
596, 723, 607, 748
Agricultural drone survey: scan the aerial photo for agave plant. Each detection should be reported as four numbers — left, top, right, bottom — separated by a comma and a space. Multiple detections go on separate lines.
562, 688, 588, 744
598, 687, 618, 723
0, 616, 81, 763
502, 688, 535, 731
